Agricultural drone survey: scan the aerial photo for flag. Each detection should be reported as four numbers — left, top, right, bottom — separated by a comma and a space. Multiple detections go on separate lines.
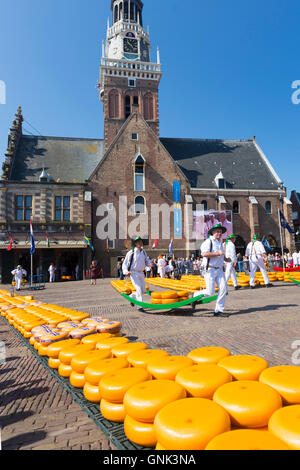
262, 237, 272, 252
106, 237, 110, 252
168, 239, 173, 256
6, 233, 13, 251
125, 239, 128, 250
30, 216, 35, 255
279, 210, 294, 234
46, 232, 50, 248
84, 234, 94, 252
152, 237, 158, 249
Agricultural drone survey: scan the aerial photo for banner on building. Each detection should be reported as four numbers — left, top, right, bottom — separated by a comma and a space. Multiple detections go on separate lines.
173, 182, 182, 238
193, 210, 233, 240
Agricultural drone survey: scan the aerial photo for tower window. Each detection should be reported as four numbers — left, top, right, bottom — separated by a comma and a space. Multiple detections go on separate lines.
265, 201, 272, 214
109, 90, 119, 118
125, 95, 131, 119
135, 196, 146, 215
124, 1, 128, 20
133, 96, 139, 106
131, 133, 138, 140
114, 4, 118, 23
128, 78, 136, 87
233, 201, 239, 214
55, 196, 70, 222
218, 178, 225, 189
15, 195, 32, 221
134, 155, 145, 192
144, 93, 154, 120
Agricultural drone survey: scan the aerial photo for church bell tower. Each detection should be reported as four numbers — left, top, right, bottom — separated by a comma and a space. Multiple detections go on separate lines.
99, 0, 162, 149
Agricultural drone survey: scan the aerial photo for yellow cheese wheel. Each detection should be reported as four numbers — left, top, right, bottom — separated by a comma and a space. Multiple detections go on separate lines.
147, 356, 194, 380
175, 365, 232, 398
177, 291, 190, 298
56, 321, 81, 332
83, 382, 102, 403
218, 355, 268, 380
161, 299, 178, 305
127, 349, 169, 369
37, 330, 69, 344
81, 333, 112, 346
70, 371, 86, 388
69, 325, 97, 339
96, 336, 129, 352
161, 292, 179, 300
154, 398, 231, 450
96, 321, 122, 334
29, 336, 35, 345
188, 347, 230, 365
124, 380, 186, 423
155, 442, 167, 450
205, 429, 290, 450
151, 292, 163, 300
268, 405, 300, 450
48, 357, 60, 369
58, 363, 73, 378
124, 415, 157, 448
100, 399, 126, 423
59, 343, 95, 365
84, 357, 129, 386
259, 366, 300, 405
99, 367, 151, 403
38, 344, 50, 356
81, 317, 104, 325
23, 331, 32, 339
213, 380, 282, 428
111, 342, 147, 359
151, 299, 163, 305
47, 339, 81, 358
71, 349, 112, 374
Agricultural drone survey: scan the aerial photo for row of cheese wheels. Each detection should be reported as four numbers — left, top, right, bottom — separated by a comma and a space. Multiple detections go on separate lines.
111, 280, 137, 295
151, 291, 190, 304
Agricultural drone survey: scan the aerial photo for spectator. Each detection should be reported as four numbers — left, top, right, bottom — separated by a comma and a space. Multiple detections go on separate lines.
48, 263, 56, 283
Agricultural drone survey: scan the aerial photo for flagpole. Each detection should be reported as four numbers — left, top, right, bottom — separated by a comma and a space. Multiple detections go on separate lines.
278, 208, 285, 273
31, 253, 33, 288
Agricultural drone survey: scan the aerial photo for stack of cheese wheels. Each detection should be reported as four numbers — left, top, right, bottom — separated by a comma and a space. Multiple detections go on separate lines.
70, 349, 112, 388
147, 356, 193, 380
127, 349, 168, 369
81, 333, 112, 347
217, 355, 268, 380
259, 366, 300, 405
37, 330, 69, 356
111, 342, 148, 359
47, 338, 81, 369
205, 429, 290, 450
99, 367, 151, 423
69, 325, 97, 339
123, 380, 186, 447
95, 321, 122, 335
56, 321, 82, 334
151, 291, 189, 305
154, 397, 231, 450
213, 381, 282, 429
188, 347, 230, 365
58, 342, 95, 378
83, 357, 128, 403
175, 364, 232, 398
96, 336, 129, 353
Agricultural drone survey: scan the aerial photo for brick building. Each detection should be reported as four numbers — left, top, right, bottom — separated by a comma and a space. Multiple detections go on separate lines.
0, 0, 295, 281
291, 191, 300, 250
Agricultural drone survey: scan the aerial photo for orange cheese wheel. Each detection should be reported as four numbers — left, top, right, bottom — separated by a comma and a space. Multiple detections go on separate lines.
96, 321, 122, 334
29, 336, 35, 345
81, 317, 104, 325
151, 292, 163, 300
205, 429, 290, 450
161, 299, 178, 305
147, 356, 194, 380
259, 366, 300, 405
155, 442, 167, 450
127, 349, 168, 369
38, 344, 50, 356
56, 321, 81, 332
268, 405, 300, 450
69, 325, 97, 339
100, 399, 126, 423
71, 349, 112, 373
154, 398, 231, 450
99, 367, 151, 403
23, 331, 32, 339
124, 380, 186, 423
81, 333, 112, 346
84, 357, 129, 386
48, 357, 60, 369
59, 343, 95, 365
218, 355, 268, 380
83, 382, 102, 403
70, 371, 86, 388
161, 292, 179, 300
38, 330, 69, 345
151, 299, 163, 305
32, 325, 59, 339
188, 347, 230, 365
213, 380, 282, 428
58, 363, 73, 378
47, 339, 81, 358
177, 291, 190, 298
96, 337, 129, 352
124, 415, 157, 448
175, 365, 232, 398
111, 342, 147, 359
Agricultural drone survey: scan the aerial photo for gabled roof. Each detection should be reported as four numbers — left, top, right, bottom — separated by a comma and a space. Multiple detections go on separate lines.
160, 138, 282, 191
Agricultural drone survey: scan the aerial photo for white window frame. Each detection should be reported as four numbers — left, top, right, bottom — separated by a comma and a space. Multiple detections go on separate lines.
133, 154, 146, 192
131, 133, 138, 141
128, 78, 136, 88
134, 195, 146, 215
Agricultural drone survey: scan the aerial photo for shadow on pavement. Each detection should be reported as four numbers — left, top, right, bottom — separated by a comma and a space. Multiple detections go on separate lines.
2, 430, 47, 450
229, 304, 298, 316
0, 386, 49, 407
0, 410, 34, 428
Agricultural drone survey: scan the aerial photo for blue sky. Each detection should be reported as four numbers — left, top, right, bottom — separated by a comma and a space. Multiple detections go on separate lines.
0, 0, 299, 193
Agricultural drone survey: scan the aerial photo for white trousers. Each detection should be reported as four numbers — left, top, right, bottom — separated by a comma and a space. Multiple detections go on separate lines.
158, 268, 165, 278
50, 273, 55, 283
225, 262, 238, 288
15, 278, 22, 290
194, 268, 227, 313
249, 258, 270, 286
129, 271, 146, 310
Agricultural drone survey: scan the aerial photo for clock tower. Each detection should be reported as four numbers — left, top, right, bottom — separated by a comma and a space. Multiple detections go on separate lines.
99, 0, 162, 149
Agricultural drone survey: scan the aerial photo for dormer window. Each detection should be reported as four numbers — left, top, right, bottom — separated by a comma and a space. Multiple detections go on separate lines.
39, 168, 50, 182
215, 171, 226, 189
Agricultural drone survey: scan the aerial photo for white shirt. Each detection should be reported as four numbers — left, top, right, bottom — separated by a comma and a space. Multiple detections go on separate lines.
245, 241, 266, 261
201, 236, 224, 269
122, 248, 150, 275
48, 265, 56, 273
224, 240, 237, 263
12, 268, 27, 280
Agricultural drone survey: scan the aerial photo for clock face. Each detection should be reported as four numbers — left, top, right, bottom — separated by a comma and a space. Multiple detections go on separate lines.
124, 38, 138, 54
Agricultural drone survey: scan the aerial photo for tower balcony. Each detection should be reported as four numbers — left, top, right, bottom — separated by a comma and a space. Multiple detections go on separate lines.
100, 57, 162, 88
107, 21, 149, 42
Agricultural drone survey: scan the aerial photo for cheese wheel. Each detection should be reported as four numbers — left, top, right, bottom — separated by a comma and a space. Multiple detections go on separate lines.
111, 342, 147, 359
177, 291, 190, 298
38, 330, 69, 345
48, 357, 60, 369
151, 292, 163, 300
161, 299, 179, 305
58, 363, 73, 377
155, 443, 167, 450
83, 382, 102, 403
175, 365, 232, 398
100, 399, 126, 423
151, 299, 163, 305
70, 371, 86, 388
259, 366, 300, 405
268, 405, 300, 450
29, 336, 35, 345
96, 337, 129, 352
99, 367, 151, 403
124, 415, 157, 448
127, 349, 168, 369
124, 380, 186, 423
84, 357, 128, 386
47, 339, 81, 358
81, 317, 104, 324
69, 325, 97, 339
96, 321, 122, 334
56, 321, 81, 332
147, 356, 193, 380
154, 398, 231, 450
188, 347, 230, 365
213, 381, 282, 428
161, 292, 179, 300
59, 343, 95, 365
38, 344, 50, 356
71, 349, 112, 373
205, 429, 290, 450
81, 333, 112, 346
218, 355, 268, 381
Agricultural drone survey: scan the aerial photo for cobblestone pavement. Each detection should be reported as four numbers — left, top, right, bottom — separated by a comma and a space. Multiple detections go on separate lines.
1, 278, 299, 450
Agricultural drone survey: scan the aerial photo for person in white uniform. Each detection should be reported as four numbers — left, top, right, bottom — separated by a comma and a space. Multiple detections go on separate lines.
292, 251, 299, 268
122, 237, 150, 312
194, 224, 231, 318
48, 263, 56, 283
11, 265, 27, 291
224, 234, 241, 292
157, 256, 166, 278
245, 235, 273, 289
297, 251, 300, 268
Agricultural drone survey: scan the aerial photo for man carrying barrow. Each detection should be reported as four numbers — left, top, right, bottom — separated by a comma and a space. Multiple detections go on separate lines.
193, 224, 231, 318
122, 237, 151, 313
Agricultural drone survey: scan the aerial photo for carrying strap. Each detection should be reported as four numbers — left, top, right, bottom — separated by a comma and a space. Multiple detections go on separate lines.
128, 249, 147, 272
206, 239, 213, 269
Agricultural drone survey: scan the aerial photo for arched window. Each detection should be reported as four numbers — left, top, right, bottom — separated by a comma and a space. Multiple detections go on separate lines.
134, 155, 145, 192
124, 1, 128, 20
265, 201, 272, 214
114, 4, 118, 23
125, 95, 131, 119
201, 200, 207, 211
135, 196, 146, 214
130, 2, 134, 21
119, 2, 123, 20
233, 201, 239, 214
144, 93, 154, 120
109, 90, 119, 118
